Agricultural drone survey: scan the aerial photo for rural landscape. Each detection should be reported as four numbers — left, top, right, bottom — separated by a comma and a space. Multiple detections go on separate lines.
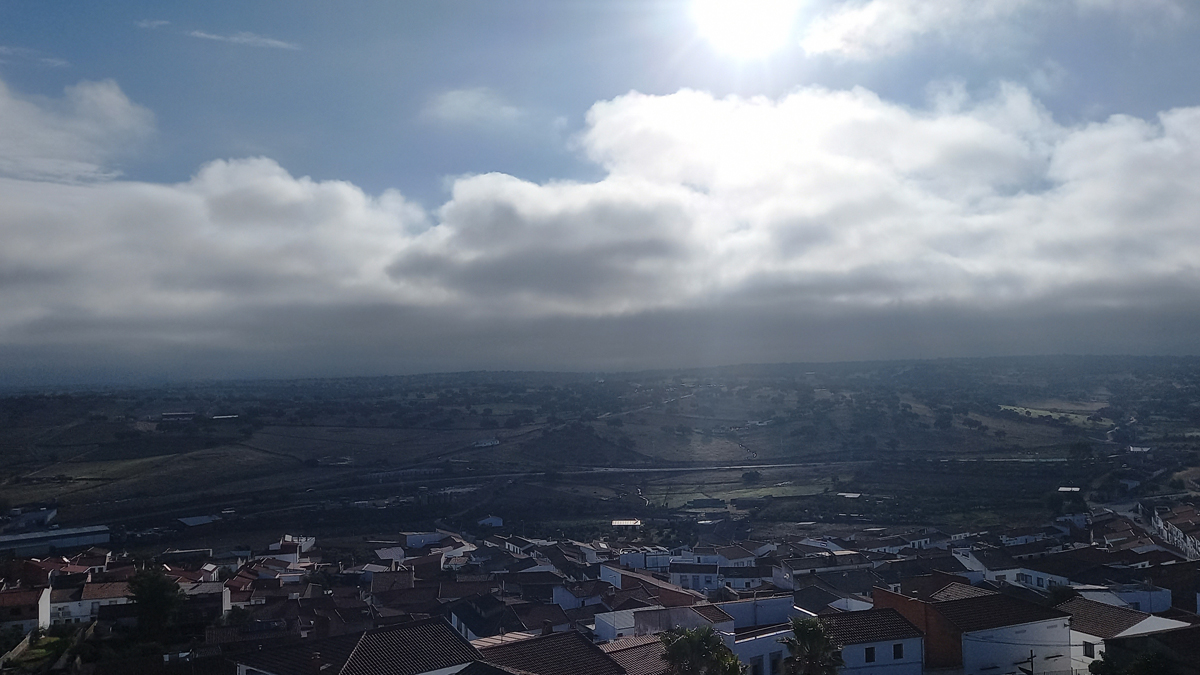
4, 355, 1198, 552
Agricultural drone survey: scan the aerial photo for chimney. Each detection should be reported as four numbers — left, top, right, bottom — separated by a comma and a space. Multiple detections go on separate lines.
541, 619, 553, 635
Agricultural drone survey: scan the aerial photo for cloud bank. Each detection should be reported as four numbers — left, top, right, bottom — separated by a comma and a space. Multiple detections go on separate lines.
3, 77, 1200, 380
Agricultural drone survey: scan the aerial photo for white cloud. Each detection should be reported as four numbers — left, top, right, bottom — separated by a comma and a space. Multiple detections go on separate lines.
0, 79, 154, 181
0, 45, 68, 68
421, 88, 525, 126
187, 30, 300, 50
5, 75, 1200, 374
135, 19, 170, 29
800, 0, 1186, 60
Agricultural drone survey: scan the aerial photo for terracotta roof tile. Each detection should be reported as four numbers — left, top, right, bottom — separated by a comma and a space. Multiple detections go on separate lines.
600, 635, 669, 675
480, 629, 625, 675
1056, 597, 1149, 639
933, 594, 1070, 633
819, 608, 924, 646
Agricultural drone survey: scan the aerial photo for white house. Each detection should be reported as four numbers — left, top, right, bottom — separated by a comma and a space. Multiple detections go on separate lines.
50, 582, 131, 625
619, 546, 671, 572
669, 562, 722, 592
593, 605, 663, 641
820, 609, 924, 675
1057, 596, 1190, 670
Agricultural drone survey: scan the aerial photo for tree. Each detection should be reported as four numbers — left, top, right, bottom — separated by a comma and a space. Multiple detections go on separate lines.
660, 625, 744, 675
779, 617, 843, 675
128, 568, 185, 639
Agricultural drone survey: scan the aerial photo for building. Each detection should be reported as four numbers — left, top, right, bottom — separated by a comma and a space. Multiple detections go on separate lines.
0, 588, 49, 633
1056, 596, 1190, 670
819, 609, 924, 675
0, 526, 110, 557
875, 585, 1072, 674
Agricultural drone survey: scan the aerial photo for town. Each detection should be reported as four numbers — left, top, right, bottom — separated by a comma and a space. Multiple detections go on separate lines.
0, 491, 1198, 673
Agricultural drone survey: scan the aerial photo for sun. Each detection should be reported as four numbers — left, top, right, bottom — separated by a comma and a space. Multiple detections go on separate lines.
691, 0, 801, 60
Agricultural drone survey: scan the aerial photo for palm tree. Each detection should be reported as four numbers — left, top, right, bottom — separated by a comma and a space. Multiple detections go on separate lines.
660, 625, 744, 675
778, 617, 843, 675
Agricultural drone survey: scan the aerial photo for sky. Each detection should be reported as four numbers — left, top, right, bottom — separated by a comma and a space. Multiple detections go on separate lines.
2, 0, 1200, 384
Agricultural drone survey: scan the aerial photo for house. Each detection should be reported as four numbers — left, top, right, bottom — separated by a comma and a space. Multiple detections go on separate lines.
732, 623, 792, 675
593, 605, 665, 641
719, 566, 775, 591
478, 515, 504, 528
772, 551, 873, 589
599, 634, 669, 675
478, 629, 626, 675
1099, 624, 1200, 675
446, 594, 524, 640
875, 585, 1072, 674
632, 604, 735, 638
0, 588, 49, 633
1056, 596, 1190, 670
50, 581, 130, 625
552, 580, 612, 611
600, 565, 704, 607
619, 546, 671, 572
669, 562, 722, 592
232, 617, 481, 675
818, 609, 924, 675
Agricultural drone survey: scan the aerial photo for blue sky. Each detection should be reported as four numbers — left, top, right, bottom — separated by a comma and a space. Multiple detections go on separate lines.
2, 0, 1200, 382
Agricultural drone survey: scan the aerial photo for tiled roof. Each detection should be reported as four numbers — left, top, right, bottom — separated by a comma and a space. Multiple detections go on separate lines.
480, 629, 625, 675
1056, 597, 1149, 639
81, 582, 130, 600
793, 586, 841, 614
715, 545, 755, 560
370, 570, 415, 594
461, 662, 539, 675
341, 618, 482, 675
928, 582, 997, 602
819, 608, 924, 646
691, 604, 735, 624
600, 635, 669, 675
50, 587, 82, 603
934, 594, 1070, 633
233, 617, 480, 675
0, 589, 42, 606
511, 602, 570, 630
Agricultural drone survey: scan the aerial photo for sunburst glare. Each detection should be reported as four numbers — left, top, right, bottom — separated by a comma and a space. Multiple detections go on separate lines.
691, 0, 802, 60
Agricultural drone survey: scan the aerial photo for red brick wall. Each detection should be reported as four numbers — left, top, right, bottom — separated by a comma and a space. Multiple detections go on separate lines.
873, 587, 962, 669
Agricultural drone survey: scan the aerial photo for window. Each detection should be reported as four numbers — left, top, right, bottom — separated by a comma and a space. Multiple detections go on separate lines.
1037, 577, 1045, 587
705, 576, 713, 584
995, 574, 1006, 581
750, 655, 764, 675
769, 651, 782, 675
865, 647, 876, 663
893, 643, 904, 659
1083, 642, 1095, 658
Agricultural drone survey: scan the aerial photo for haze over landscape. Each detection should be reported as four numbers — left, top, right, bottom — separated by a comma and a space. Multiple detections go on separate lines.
9, 6, 1200, 674
2, 1, 1199, 384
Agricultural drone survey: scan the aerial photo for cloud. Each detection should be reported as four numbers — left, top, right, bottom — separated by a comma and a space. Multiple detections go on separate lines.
187, 30, 300, 50
5, 75, 1200, 378
0, 45, 68, 68
800, 0, 1187, 60
421, 88, 526, 127
0, 79, 154, 181
135, 19, 170, 29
